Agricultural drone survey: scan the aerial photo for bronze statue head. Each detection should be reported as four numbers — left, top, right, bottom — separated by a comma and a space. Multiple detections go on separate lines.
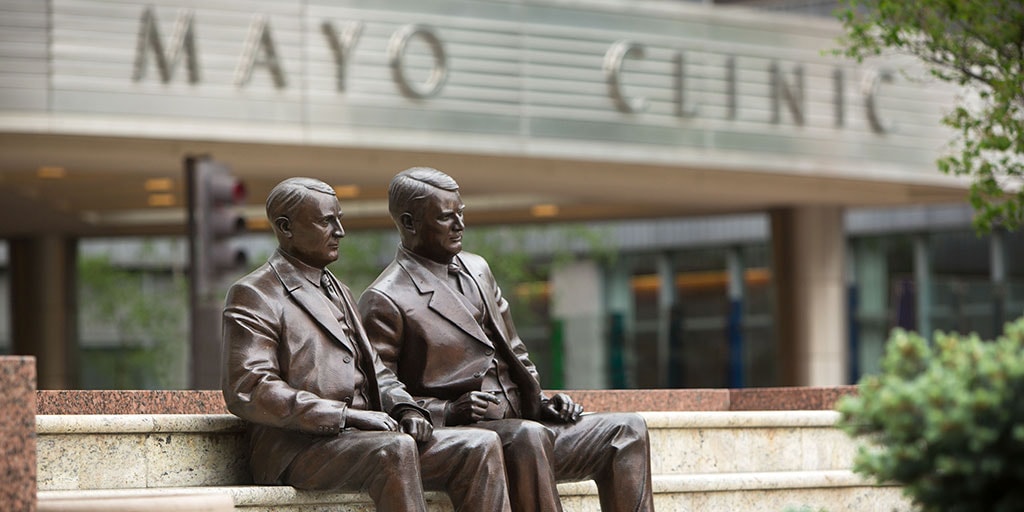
266, 177, 345, 269
388, 167, 465, 265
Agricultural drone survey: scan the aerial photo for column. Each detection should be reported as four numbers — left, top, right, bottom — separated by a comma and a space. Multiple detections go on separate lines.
10, 235, 78, 389
770, 207, 847, 386
550, 260, 609, 389
0, 356, 36, 511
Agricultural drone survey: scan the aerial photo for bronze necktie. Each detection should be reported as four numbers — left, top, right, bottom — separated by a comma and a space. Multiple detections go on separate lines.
321, 271, 350, 330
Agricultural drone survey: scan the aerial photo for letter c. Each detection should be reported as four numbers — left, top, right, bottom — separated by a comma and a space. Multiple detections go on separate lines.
604, 40, 648, 114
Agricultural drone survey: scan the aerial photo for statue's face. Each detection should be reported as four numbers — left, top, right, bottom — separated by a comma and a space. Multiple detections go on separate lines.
408, 187, 465, 264
283, 191, 345, 269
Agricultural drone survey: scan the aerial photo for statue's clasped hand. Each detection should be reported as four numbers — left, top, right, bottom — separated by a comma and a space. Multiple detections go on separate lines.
399, 410, 433, 442
541, 393, 584, 423
446, 391, 502, 425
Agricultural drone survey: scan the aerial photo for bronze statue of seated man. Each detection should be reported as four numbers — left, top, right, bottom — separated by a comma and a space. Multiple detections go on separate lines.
222, 177, 511, 512
359, 168, 655, 512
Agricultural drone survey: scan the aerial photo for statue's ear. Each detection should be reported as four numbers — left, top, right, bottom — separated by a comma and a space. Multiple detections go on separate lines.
399, 212, 416, 234
274, 216, 292, 238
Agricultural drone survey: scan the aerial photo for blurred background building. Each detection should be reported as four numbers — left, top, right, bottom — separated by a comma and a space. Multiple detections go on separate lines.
2, 0, 1017, 391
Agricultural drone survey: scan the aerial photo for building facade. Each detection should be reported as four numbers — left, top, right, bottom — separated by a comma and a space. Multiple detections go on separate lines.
0, 0, 979, 389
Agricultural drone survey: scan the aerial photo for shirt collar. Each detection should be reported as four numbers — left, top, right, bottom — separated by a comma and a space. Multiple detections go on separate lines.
399, 244, 454, 283
276, 248, 326, 288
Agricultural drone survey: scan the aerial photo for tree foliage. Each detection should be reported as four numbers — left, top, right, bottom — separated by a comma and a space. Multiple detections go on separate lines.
836, 0, 1024, 232
838, 321, 1024, 512
79, 252, 188, 388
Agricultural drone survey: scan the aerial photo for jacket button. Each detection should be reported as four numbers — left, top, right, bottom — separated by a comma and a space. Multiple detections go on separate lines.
484, 349, 494, 356
343, 357, 352, 363
473, 372, 482, 378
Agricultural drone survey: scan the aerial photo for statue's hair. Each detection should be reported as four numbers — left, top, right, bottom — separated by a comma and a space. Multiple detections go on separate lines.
387, 167, 459, 223
266, 177, 336, 228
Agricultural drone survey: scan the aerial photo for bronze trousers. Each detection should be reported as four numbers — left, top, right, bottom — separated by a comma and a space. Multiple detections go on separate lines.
474, 412, 655, 512
280, 427, 511, 512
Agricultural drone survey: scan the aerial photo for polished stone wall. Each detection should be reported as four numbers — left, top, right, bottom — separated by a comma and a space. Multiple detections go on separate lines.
1, 356, 37, 512
35, 386, 856, 415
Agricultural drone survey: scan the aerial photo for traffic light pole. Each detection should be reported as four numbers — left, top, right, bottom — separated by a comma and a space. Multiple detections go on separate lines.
185, 155, 247, 390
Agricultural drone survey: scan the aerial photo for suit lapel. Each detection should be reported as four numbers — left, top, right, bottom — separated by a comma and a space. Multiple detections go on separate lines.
269, 255, 355, 355
396, 251, 493, 348
461, 256, 507, 340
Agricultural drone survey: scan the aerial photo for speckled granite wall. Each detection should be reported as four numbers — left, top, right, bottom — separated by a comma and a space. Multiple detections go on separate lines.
35, 386, 857, 415
36, 390, 227, 415
1, 356, 37, 512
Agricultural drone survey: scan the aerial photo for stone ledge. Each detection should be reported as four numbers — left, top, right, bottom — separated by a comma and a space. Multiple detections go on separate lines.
641, 410, 841, 428
37, 387, 857, 415
38, 470, 895, 506
36, 414, 244, 434
38, 411, 845, 433
37, 491, 235, 512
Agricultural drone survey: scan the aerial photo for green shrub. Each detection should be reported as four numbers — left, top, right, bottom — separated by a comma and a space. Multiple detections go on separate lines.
837, 319, 1024, 512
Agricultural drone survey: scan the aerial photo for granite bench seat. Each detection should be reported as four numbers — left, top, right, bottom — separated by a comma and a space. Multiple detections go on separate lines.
34, 410, 911, 511
37, 471, 908, 512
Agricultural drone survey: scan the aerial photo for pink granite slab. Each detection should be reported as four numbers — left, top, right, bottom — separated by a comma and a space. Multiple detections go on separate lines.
34, 387, 857, 416
729, 386, 858, 411
556, 389, 731, 412
1, 356, 37, 512
36, 390, 228, 415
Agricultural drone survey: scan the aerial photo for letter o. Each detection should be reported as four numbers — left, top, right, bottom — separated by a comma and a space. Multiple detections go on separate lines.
388, 24, 448, 99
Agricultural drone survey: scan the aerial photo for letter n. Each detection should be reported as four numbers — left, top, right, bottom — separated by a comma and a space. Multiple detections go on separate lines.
770, 62, 804, 125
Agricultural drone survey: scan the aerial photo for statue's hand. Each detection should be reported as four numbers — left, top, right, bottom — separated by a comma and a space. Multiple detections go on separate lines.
399, 410, 433, 442
446, 391, 501, 425
541, 393, 583, 423
345, 409, 400, 432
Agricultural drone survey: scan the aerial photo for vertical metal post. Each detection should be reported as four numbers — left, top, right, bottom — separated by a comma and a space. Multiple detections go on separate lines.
726, 247, 744, 388
991, 230, 1006, 335
846, 242, 859, 383
605, 259, 633, 388
913, 235, 932, 339
656, 252, 676, 387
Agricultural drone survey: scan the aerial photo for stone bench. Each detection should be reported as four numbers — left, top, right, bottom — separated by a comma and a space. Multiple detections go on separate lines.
35, 411, 911, 511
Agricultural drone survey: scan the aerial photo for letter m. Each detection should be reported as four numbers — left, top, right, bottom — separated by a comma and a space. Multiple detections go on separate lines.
132, 7, 200, 83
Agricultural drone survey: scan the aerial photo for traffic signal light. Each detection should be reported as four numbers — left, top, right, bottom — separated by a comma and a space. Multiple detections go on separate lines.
185, 155, 247, 389
185, 155, 248, 300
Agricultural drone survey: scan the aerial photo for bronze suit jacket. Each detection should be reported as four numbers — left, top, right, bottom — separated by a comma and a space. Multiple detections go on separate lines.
222, 250, 425, 484
358, 248, 543, 426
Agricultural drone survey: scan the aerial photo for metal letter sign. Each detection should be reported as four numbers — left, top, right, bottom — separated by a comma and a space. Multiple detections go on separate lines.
388, 24, 448, 99
322, 21, 365, 92
673, 52, 698, 118
604, 40, 648, 114
863, 68, 893, 133
123, 6, 906, 136
235, 15, 287, 89
132, 6, 200, 83
770, 62, 805, 125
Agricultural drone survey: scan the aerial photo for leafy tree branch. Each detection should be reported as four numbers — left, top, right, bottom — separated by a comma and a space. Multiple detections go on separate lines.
836, 0, 1024, 232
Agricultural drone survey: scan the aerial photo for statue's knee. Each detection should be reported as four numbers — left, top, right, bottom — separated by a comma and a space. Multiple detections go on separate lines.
375, 434, 418, 466
508, 419, 554, 447
456, 429, 503, 456
623, 413, 648, 434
